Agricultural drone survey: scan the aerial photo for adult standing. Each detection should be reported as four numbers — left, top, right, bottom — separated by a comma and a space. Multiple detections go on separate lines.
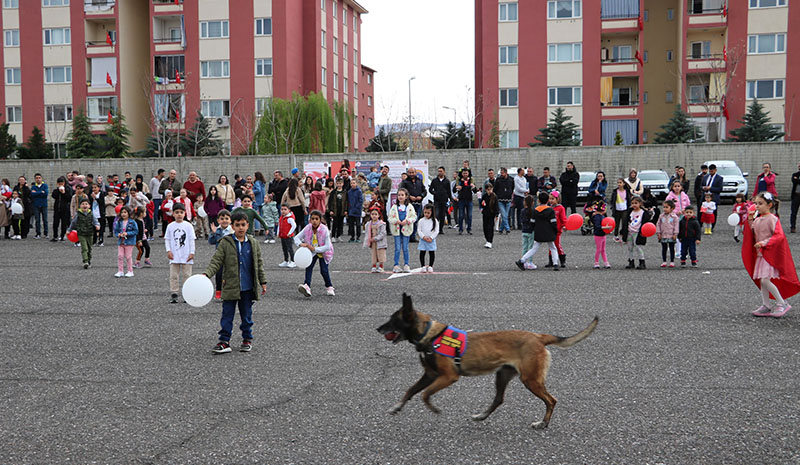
753, 162, 778, 197
525, 167, 538, 198
588, 171, 607, 201
559, 162, 580, 214
399, 167, 427, 242
536, 167, 557, 194
694, 164, 709, 209
493, 168, 514, 234
50, 176, 72, 241
30, 173, 49, 239
216, 175, 236, 211
253, 171, 267, 216
158, 169, 181, 199
483, 169, 497, 191
624, 169, 644, 196
669, 166, 690, 195
377, 165, 393, 222
702, 164, 724, 230
790, 162, 800, 233
13, 176, 32, 239
281, 177, 307, 229
149, 169, 165, 231
428, 166, 452, 234
183, 171, 206, 204
268, 170, 289, 208
453, 169, 476, 235
134, 174, 149, 195
513, 168, 528, 229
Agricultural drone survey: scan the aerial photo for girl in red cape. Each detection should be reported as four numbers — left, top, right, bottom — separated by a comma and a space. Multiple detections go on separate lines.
742, 191, 800, 317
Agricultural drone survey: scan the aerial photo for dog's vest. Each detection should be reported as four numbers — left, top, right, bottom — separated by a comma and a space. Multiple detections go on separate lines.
432, 326, 468, 358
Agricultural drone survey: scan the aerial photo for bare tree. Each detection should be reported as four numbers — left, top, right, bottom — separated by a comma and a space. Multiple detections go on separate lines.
684, 44, 744, 142
140, 70, 189, 157
230, 97, 257, 155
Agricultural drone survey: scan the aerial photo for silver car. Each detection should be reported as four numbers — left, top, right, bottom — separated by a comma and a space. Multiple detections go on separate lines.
638, 170, 670, 199
577, 171, 597, 201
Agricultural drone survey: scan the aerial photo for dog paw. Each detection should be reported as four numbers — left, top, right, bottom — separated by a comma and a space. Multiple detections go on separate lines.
424, 404, 441, 414
530, 421, 549, 430
471, 413, 488, 421
389, 403, 403, 415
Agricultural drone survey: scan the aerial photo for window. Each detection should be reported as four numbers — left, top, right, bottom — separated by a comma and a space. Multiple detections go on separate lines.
5, 30, 19, 47
548, 0, 581, 18
255, 18, 272, 36
368, 117, 373, 128
688, 85, 709, 103
666, 91, 674, 103
5, 68, 20, 85
321, 0, 325, 9
666, 50, 674, 61
747, 79, 784, 99
201, 100, 230, 117
353, 81, 358, 95
333, 72, 338, 89
344, 77, 348, 94
4, 0, 18, 7
43, 0, 69, 5
499, 45, 518, 64
500, 130, 519, 148
367, 96, 372, 106
343, 43, 348, 60
548, 43, 582, 62
322, 30, 326, 47
354, 49, 358, 64
367, 74, 372, 85
748, 34, 786, 54
45, 104, 73, 122
45, 66, 72, 84
690, 41, 711, 59
256, 98, 268, 116
334, 37, 338, 54
548, 87, 582, 105
155, 94, 184, 122
750, 0, 787, 7
499, 2, 518, 21
6, 106, 21, 123
500, 88, 519, 107
169, 28, 182, 41
201, 60, 229, 78
44, 28, 70, 45
255, 58, 273, 77
611, 45, 632, 62
643, 50, 649, 62
154, 55, 184, 79
87, 96, 117, 122
613, 87, 633, 106
343, 6, 347, 24
667, 8, 674, 20
200, 21, 229, 38
322, 67, 327, 85
643, 91, 648, 104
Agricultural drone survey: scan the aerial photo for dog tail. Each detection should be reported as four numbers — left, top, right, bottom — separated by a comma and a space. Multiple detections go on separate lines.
542, 316, 598, 348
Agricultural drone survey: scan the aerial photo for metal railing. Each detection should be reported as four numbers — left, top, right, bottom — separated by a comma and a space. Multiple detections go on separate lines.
686, 53, 725, 61
688, 6, 725, 14
153, 0, 183, 3
603, 100, 640, 107
153, 37, 182, 43
85, 40, 113, 46
84, 0, 114, 6
601, 57, 638, 63
600, 12, 640, 19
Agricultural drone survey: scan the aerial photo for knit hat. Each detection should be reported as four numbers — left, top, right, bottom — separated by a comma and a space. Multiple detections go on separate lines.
291, 168, 299, 175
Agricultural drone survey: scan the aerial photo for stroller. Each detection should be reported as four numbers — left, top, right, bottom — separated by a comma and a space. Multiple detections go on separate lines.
581, 198, 606, 235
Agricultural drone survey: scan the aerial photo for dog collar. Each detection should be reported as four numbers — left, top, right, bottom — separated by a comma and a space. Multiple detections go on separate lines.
413, 321, 433, 344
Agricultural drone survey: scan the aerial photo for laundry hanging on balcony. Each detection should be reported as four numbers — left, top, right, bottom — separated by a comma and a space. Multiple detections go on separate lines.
600, 77, 613, 105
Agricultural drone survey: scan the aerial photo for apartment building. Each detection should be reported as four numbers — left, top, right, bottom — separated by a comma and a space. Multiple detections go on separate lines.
1, 0, 374, 156
475, 0, 799, 148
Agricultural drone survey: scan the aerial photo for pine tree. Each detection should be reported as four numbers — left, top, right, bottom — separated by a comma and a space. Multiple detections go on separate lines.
66, 107, 98, 158
653, 105, 703, 144
530, 107, 580, 146
103, 112, 132, 158
613, 130, 624, 145
365, 127, 401, 152
0, 122, 17, 159
17, 126, 53, 159
431, 122, 472, 149
182, 110, 222, 156
727, 100, 784, 142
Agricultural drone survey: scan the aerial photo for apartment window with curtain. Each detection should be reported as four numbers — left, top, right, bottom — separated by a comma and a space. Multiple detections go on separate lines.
548, 0, 581, 18
499, 46, 518, 64
255, 58, 273, 76
748, 34, 786, 54
200, 21, 229, 39
201, 100, 230, 117
43, 0, 69, 6
499, 2, 518, 21
201, 60, 230, 78
44, 28, 71, 45
5, 68, 21, 85
500, 130, 519, 148
6, 106, 22, 123
500, 88, 519, 107
45, 66, 72, 84
5, 30, 19, 47
749, 0, 787, 7
87, 96, 117, 122
46, 104, 73, 122
255, 18, 272, 36
746, 79, 784, 99
3, 0, 19, 7
548, 87, 582, 106
548, 43, 582, 62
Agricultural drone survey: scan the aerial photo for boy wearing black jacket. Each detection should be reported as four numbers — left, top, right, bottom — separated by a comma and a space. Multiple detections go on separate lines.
678, 205, 702, 267
480, 183, 499, 248
515, 192, 559, 271
50, 176, 73, 242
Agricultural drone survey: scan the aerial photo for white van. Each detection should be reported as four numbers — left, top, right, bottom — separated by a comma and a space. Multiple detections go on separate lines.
702, 160, 749, 201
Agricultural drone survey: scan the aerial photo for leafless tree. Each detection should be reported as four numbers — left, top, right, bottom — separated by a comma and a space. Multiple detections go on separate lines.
684, 44, 744, 141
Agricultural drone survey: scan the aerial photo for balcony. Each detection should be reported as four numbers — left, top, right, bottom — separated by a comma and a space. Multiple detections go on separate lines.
602, 105, 639, 117
686, 53, 726, 73
600, 0, 640, 29
601, 76, 639, 117
84, 0, 115, 16
601, 57, 639, 75
154, 15, 184, 52
86, 41, 114, 56
687, 0, 727, 28
154, 0, 183, 14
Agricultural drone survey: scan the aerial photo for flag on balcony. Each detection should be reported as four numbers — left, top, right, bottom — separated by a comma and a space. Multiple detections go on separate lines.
175, 70, 181, 84
175, 0, 180, 4
635, 50, 643, 67
722, 96, 730, 120
106, 32, 113, 46
723, 46, 727, 62
722, 4, 727, 17
106, 72, 113, 87
175, 108, 181, 121
108, 111, 113, 124
638, 15, 643, 31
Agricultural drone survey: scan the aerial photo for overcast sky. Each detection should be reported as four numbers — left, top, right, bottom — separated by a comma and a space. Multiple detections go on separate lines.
360, 0, 475, 127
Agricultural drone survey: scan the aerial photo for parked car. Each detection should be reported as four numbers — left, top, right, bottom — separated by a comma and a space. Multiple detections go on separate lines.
577, 171, 597, 201
638, 170, 670, 199
702, 160, 748, 202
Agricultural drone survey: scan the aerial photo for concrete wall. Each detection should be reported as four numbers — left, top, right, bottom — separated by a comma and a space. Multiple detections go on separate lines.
3, 141, 799, 198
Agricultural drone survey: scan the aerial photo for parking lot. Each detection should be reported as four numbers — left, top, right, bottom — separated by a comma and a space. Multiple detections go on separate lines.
1, 214, 799, 464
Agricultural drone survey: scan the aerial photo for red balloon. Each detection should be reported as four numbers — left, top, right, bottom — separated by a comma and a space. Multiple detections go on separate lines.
115, 205, 123, 214
565, 214, 583, 231
67, 231, 79, 243
601, 217, 615, 232
640, 222, 656, 237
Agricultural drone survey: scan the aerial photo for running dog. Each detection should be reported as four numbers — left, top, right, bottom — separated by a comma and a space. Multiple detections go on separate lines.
376, 293, 598, 429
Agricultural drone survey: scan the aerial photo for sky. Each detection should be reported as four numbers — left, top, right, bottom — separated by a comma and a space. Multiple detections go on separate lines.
359, 0, 475, 127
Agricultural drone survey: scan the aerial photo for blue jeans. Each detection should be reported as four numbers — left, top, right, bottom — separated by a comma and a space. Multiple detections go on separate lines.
218, 289, 254, 342
153, 199, 162, 230
458, 200, 472, 232
394, 234, 410, 265
498, 200, 511, 232
304, 254, 333, 287
33, 205, 47, 236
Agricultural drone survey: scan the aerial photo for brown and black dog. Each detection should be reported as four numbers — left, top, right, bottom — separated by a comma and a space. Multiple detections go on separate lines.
377, 293, 598, 429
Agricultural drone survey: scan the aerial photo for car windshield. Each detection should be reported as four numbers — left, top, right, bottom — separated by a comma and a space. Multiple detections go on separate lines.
714, 166, 742, 177
638, 172, 667, 181
579, 173, 596, 182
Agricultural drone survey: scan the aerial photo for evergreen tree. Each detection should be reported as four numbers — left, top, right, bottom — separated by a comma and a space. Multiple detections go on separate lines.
365, 127, 401, 152
431, 122, 472, 149
103, 112, 132, 158
17, 126, 53, 159
182, 110, 222, 156
530, 107, 580, 146
727, 100, 784, 142
613, 130, 624, 146
0, 122, 17, 159
653, 105, 703, 144
66, 107, 98, 158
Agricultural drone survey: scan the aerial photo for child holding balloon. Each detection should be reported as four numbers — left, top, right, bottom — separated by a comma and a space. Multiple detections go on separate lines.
295, 210, 335, 297
547, 191, 567, 268
67, 198, 100, 269
591, 200, 611, 268
165, 203, 196, 304
620, 196, 653, 269
731, 193, 748, 242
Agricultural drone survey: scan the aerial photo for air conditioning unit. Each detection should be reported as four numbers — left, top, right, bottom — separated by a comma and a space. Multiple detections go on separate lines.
600, 48, 609, 61
215, 116, 230, 128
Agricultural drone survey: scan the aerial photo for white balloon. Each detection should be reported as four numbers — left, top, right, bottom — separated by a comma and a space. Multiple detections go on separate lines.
197, 206, 207, 218
182, 274, 214, 308
293, 247, 314, 269
10, 203, 23, 215
727, 213, 740, 227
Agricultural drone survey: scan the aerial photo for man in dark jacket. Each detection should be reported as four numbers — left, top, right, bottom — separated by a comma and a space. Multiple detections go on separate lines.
428, 166, 452, 234
559, 162, 580, 214
453, 170, 477, 234
399, 167, 427, 242
30, 173, 49, 239
51, 176, 73, 241
13, 176, 32, 238
537, 167, 557, 193
693, 164, 708, 211
701, 164, 723, 229
790, 162, 800, 233
525, 167, 538, 197
268, 170, 289, 205
493, 168, 514, 234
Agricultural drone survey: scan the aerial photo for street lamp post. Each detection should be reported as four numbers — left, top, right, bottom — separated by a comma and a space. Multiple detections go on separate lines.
408, 76, 416, 151
442, 105, 456, 124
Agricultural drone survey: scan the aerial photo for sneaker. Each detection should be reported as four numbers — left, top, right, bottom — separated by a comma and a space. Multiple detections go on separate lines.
691, 261, 698, 267
371, 267, 378, 273
660, 262, 668, 268
83, 262, 89, 269
593, 263, 600, 269
59, 237, 65, 242
377, 266, 384, 273
515, 260, 525, 271
265, 238, 271, 244
330, 237, 337, 243
427, 266, 434, 273
214, 290, 221, 300
326, 286, 336, 296
288, 261, 297, 268
279, 261, 288, 267
144, 260, 152, 267
467, 231, 472, 235
124, 272, 134, 278
34, 235, 40, 239
403, 265, 411, 273
604, 263, 611, 269
681, 260, 687, 267
734, 236, 740, 243
114, 272, 124, 278
752, 305, 773, 317
212, 341, 232, 354
484, 242, 492, 248
240, 341, 252, 352
50, 238, 58, 242
392, 265, 402, 273
98, 242, 104, 247
269, 239, 276, 244
298, 283, 312, 297
170, 293, 179, 303
133, 262, 142, 269
669, 262, 675, 268
87, 263, 92, 268
770, 304, 791, 317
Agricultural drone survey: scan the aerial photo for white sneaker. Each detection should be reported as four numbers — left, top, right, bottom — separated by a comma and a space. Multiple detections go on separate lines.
377, 266, 384, 273
330, 237, 337, 243
278, 261, 288, 267
114, 272, 124, 278
269, 239, 275, 244
392, 265, 402, 273
326, 286, 335, 296
371, 267, 378, 273
265, 238, 270, 243
427, 266, 434, 273
298, 283, 311, 297
403, 264, 411, 273
124, 272, 134, 278
288, 261, 297, 268
484, 242, 492, 248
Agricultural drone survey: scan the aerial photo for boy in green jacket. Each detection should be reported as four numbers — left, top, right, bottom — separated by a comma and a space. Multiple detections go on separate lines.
204, 210, 267, 354
232, 194, 268, 236
67, 198, 100, 269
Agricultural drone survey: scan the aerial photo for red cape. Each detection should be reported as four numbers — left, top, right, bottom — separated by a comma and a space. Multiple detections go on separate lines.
741, 218, 800, 300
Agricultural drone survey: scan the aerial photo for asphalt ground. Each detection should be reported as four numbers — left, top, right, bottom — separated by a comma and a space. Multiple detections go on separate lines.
1, 212, 799, 464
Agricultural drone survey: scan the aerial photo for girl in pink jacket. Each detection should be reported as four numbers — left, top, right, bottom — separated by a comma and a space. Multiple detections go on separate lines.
657, 199, 680, 267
